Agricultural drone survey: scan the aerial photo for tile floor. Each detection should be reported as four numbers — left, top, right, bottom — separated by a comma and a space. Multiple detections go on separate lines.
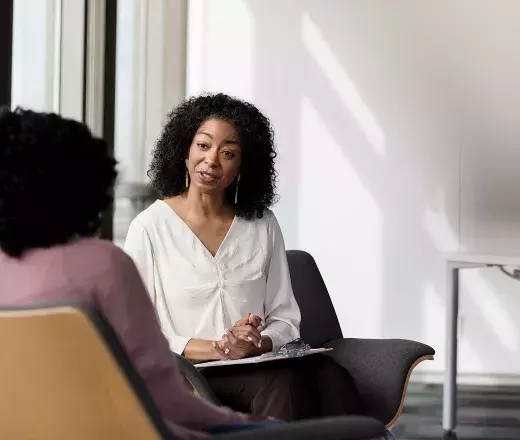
390, 383, 520, 440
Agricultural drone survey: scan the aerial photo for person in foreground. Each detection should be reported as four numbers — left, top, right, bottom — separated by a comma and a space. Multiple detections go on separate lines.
0, 108, 277, 439
125, 93, 364, 420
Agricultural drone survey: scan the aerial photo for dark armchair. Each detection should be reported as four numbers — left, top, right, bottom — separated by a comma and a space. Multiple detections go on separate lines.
287, 251, 435, 437
178, 250, 435, 439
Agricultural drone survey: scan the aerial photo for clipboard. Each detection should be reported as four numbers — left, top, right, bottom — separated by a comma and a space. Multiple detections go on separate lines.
194, 347, 333, 369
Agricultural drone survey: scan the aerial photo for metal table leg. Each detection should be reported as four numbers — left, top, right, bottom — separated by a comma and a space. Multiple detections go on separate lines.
443, 265, 459, 437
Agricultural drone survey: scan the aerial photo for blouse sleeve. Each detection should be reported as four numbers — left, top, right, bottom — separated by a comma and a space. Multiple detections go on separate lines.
261, 212, 301, 350
124, 217, 191, 354
93, 247, 249, 431
124, 217, 156, 303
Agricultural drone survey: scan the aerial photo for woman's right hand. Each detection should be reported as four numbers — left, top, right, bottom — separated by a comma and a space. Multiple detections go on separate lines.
211, 340, 232, 360
184, 338, 234, 361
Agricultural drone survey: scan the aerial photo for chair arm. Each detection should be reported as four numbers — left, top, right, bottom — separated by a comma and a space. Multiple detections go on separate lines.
173, 353, 221, 405
215, 416, 385, 440
323, 338, 434, 427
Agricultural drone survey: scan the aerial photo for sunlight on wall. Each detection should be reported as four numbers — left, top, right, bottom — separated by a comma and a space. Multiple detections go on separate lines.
462, 271, 519, 353
299, 95, 383, 337
187, 0, 254, 99
421, 284, 446, 371
423, 207, 459, 253
301, 13, 385, 156
423, 196, 520, 372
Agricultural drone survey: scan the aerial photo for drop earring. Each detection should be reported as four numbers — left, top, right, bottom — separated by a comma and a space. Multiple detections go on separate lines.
185, 170, 189, 189
235, 175, 240, 204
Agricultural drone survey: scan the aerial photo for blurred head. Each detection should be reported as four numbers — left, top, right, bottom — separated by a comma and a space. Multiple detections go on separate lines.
0, 108, 117, 257
148, 93, 278, 220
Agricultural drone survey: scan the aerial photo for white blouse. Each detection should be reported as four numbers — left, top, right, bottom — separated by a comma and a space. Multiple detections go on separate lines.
124, 200, 301, 354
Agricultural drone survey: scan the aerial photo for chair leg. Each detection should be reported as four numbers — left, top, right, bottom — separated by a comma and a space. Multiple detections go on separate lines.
383, 429, 395, 440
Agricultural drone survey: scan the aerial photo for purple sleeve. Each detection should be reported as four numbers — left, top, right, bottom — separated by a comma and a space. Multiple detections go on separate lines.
93, 247, 249, 430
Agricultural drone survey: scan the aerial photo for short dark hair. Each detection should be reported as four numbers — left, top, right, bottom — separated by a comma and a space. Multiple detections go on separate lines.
148, 93, 278, 220
0, 108, 117, 257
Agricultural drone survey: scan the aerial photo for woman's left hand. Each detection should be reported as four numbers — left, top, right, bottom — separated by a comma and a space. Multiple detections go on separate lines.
229, 324, 262, 347
218, 330, 256, 360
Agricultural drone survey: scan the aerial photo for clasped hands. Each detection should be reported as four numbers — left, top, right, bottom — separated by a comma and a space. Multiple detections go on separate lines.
211, 313, 264, 360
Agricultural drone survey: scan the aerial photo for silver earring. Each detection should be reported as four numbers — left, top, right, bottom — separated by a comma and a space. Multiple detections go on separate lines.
185, 169, 189, 189
235, 175, 240, 204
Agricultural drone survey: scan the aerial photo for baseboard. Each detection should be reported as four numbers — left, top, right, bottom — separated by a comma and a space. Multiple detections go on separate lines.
411, 370, 520, 387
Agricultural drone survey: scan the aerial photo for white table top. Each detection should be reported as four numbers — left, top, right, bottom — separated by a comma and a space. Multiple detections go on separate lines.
447, 253, 520, 267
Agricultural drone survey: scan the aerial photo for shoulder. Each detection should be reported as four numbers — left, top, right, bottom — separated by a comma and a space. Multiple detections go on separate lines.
64, 238, 136, 279
243, 208, 276, 228
130, 200, 167, 230
126, 201, 174, 244
239, 209, 283, 244
261, 209, 281, 234
69, 238, 134, 267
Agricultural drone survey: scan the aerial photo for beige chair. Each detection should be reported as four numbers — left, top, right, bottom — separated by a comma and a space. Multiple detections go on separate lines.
0, 305, 385, 440
0, 305, 171, 440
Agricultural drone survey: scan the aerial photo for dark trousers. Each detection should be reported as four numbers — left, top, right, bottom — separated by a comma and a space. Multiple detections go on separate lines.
202, 354, 364, 421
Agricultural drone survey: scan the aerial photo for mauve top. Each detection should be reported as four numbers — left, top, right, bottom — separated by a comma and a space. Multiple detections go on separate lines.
0, 238, 248, 439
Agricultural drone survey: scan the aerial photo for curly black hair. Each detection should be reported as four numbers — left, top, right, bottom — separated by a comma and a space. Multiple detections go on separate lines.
148, 93, 278, 220
0, 108, 117, 258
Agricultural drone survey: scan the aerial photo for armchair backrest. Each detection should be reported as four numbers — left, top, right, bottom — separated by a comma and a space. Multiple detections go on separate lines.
286, 250, 343, 347
0, 305, 170, 440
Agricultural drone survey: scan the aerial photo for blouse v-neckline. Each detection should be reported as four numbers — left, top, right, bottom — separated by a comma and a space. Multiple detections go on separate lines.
158, 200, 237, 260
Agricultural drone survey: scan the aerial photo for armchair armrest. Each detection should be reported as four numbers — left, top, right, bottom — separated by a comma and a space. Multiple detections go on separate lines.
215, 416, 385, 440
173, 353, 220, 405
323, 338, 434, 427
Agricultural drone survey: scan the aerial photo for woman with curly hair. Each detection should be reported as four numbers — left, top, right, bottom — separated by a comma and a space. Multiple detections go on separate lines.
125, 93, 364, 421
0, 108, 273, 438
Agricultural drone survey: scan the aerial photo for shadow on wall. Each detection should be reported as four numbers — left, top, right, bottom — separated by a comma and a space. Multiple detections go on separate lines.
189, 0, 520, 375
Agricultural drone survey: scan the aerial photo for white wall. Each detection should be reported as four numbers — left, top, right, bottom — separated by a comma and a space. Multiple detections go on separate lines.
187, 0, 520, 380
